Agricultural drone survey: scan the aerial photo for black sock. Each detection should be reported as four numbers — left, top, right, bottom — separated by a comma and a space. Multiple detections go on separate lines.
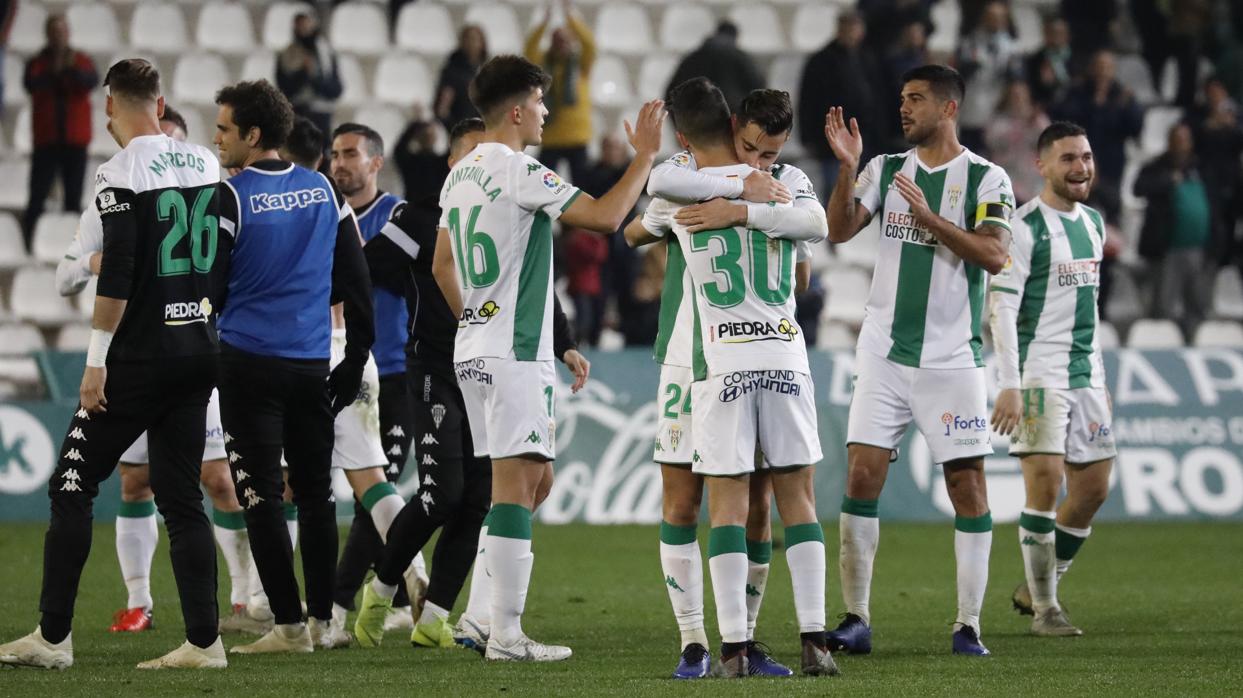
722, 641, 748, 656
187, 626, 218, 649
801, 630, 827, 646
39, 613, 71, 644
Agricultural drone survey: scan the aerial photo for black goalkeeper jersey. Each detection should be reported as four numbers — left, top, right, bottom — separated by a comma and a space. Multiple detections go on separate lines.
94, 133, 225, 362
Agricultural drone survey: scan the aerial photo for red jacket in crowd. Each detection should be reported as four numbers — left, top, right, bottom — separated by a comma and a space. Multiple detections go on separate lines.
23, 48, 98, 149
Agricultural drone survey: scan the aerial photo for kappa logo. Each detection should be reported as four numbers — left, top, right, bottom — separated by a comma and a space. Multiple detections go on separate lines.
526, 163, 541, 175
234, 468, 250, 483
525, 431, 542, 445
387, 445, 403, 456
423, 474, 436, 487
387, 425, 406, 438
420, 489, 434, 514
1021, 535, 1040, 546
242, 487, 262, 508
228, 450, 242, 464
60, 468, 82, 492
68, 427, 86, 441
421, 433, 439, 446
665, 575, 685, 592
224, 432, 233, 444
745, 584, 761, 597
64, 448, 85, 462
422, 454, 437, 466
75, 408, 89, 420
653, 439, 664, 452
431, 404, 446, 429
249, 187, 330, 213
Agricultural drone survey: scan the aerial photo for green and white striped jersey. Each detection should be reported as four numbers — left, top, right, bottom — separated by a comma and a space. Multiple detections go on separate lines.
438, 142, 581, 362
854, 148, 1014, 369
989, 197, 1107, 390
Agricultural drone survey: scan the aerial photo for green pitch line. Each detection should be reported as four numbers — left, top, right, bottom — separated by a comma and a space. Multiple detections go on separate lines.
0, 522, 1239, 696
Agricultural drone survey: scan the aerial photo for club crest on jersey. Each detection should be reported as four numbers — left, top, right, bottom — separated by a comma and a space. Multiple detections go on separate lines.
669, 424, 682, 451
461, 300, 501, 326
165, 297, 212, 325
946, 185, 963, 208
431, 404, 446, 430
711, 318, 799, 344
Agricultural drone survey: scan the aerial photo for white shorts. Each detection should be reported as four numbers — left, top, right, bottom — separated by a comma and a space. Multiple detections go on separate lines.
330, 332, 388, 471
691, 370, 821, 477
456, 357, 555, 460
654, 364, 694, 465
1009, 386, 1118, 464
846, 350, 993, 464
120, 388, 226, 464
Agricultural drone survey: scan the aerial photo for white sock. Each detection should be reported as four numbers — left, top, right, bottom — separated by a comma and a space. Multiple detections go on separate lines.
115, 505, 158, 610
286, 521, 298, 550
212, 512, 251, 607
370, 576, 398, 600
954, 514, 993, 633
1019, 508, 1058, 613
362, 482, 405, 543
413, 551, 428, 579
487, 534, 533, 646
839, 512, 879, 625
707, 526, 748, 644
659, 523, 707, 649
418, 600, 450, 625
463, 524, 491, 625
785, 525, 827, 634
247, 554, 268, 610
744, 541, 771, 641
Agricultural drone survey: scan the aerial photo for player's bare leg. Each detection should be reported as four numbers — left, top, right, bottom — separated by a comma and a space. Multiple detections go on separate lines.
829, 443, 890, 653
112, 464, 157, 632
772, 467, 836, 676
660, 465, 708, 677
943, 457, 993, 655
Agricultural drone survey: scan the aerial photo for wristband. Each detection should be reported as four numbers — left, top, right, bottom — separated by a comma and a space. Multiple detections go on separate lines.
86, 329, 113, 368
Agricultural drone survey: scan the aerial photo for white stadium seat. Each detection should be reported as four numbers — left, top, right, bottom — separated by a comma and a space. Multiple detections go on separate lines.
8, 3, 47, 54
89, 99, 119, 158
330, 2, 390, 55
13, 105, 32, 155
595, 4, 655, 56
31, 212, 79, 265
834, 220, 879, 268
589, 55, 635, 108
1193, 320, 1243, 348
658, 5, 716, 53
56, 323, 93, 352
197, 2, 258, 55
351, 105, 408, 156
0, 160, 29, 209
173, 53, 232, 106
66, 4, 121, 53
337, 54, 370, 106
263, 2, 315, 50
240, 52, 277, 82
824, 267, 871, 326
728, 5, 785, 55
1115, 53, 1159, 106
4, 51, 23, 108
1126, 319, 1184, 348
10, 267, 75, 325
395, 3, 456, 55
0, 323, 47, 355
1213, 266, 1243, 320
928, 0, 961, 55
1141, 106, 1184, 158
1011, 5, 1043, 53
463, 3, 523, 55
0, 213, 28, 270
767, 55, 803, 96
129, 3, 189, 53
374, 54, 431, 108
637, 54, 679, 103
1096, 321, 1121, 349
818, 320, 857, 350
792, 3, 839, 52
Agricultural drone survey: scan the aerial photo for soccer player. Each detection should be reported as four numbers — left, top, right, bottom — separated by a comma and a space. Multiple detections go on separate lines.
0, 59, 227, 669
351, 117, 588, 651
823, 64, 1013, 656
430, 55, 663, 661
211, 79, 374, 654
637, 78, 832, 678
625, 87, 825, 678
988, 122, 1115, 637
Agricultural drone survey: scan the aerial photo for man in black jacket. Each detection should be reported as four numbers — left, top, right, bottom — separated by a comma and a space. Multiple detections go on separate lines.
666, 21, 764, 113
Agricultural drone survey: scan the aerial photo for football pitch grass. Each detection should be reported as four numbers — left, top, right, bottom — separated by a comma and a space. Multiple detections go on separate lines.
0, 521, 1240, 696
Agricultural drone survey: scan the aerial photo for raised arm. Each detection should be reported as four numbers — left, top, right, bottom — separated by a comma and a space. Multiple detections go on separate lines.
824, 107, 874, 243
559, 101, 665, 233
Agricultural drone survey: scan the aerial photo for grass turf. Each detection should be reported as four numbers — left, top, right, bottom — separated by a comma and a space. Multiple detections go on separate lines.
0, 521, 1240, 696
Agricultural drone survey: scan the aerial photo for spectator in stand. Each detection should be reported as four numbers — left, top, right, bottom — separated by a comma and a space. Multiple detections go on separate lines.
579, 134, 639, 343
21, 13, 98, 249
1024, 15, 1073, 109
626, 245, 664, 347
798, 11, 886, 192
393, 116, 449, 204
526, 0, 596, 184
858, 0, 932, 61
1132, 0, 1212, 109
1060, 0, 1116, 63
984, 81, 1050, 202
1051, 49, 1143, 209
564, 229, 608, 347
276, 10, 342, 149
955, 0, 1023, 152
1189, 76, 1243, 264
1134, 123, 1219, 341
881, 20, 930, 146
667, 21, 764, 112
0, 0, 15, 119
434, 25, 487, 131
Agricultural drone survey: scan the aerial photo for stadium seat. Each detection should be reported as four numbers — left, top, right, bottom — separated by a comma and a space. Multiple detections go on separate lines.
824, 267, 871, 326
1213, 266, 1243, 320
834, 218, 879, 268
31, 212, 79, 265
351, 105, 408, 156
658, 5, 716, 53
1096, 321, 1120, 349
13, 105, 31, 155
240, 52, 277, 82
1114, 54, 1158, 106
330, 2, 390, 55
10, 267, 75, 325
767, 54, 803, 97
818, 320, 857, 350
0, 323, 46, 355
66, 4, 121, 53
1106, 267, 1145, 322
0, 213, 28, 270
8, 2, 47, 54
263, 2, 315, 50
463, 3, 523, 55
1011, 5, 1042, 52
89, 102, 119, 158
728, 5, 785, 55
792, 3, 838, 52
56, 323, 93, 352
4, 51, 23, 109
129, 3, 189, 54
928, 0, 961, 55
173, 53, 232, 106
595, 4, 655, 56
589, 55, 634, 108
1126, 319, 1184, 348
1141, 106, 1183, 158
1193, 320, 1243, 348
374, 54, 431, 107
197, 2, 258, 55
637, 54, 678, 103
394, 3, 456, 55
337, 54, 370, 106
0, 160, 29, 209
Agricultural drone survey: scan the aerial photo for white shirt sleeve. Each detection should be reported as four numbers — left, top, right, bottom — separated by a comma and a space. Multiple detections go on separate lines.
853, 155, 886, 216
646, 151, 745, 203
55, 208, 102, 296
745, 165, 828, 242
640, 198, 676, 238
514, 154, 582, 220
988, 216, 1033, 389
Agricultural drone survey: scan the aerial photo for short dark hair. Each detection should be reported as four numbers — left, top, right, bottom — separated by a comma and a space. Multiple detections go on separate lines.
332, 122, 384, 157
215, 80, 294, 150
450, 117, 486, 147
1036, 121, 1087, 153
104, 58, 161, 103
160, 104, 188, 134
738, 89, 793, 136
901, 64, 966, 104
715, 20, 739, 40
468, 55, 551, 124
668, 77, 733, 149
284, 116, 325, 169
